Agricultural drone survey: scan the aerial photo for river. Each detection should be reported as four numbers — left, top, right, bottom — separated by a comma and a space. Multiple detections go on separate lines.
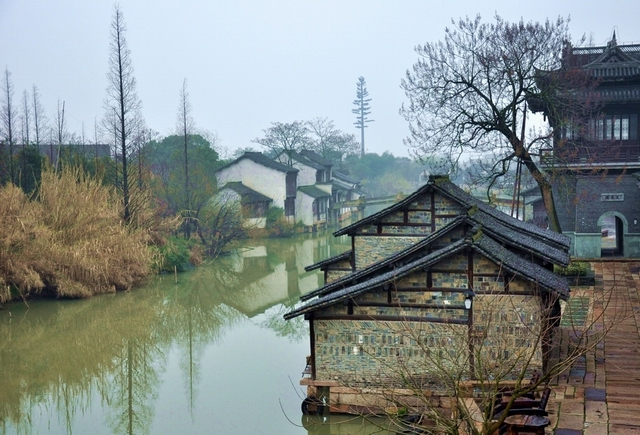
0, 232, 397, 435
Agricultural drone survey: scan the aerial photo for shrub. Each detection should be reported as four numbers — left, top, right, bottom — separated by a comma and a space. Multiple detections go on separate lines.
554, 261, 590, 277
265, 206, 285, 227
152, 236, 193, 273
265, 206, 302, 237
0, 168, 153, 302
197, 193, 246, 257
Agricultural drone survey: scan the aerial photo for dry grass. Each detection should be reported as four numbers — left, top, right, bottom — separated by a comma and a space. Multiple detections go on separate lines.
0, 168, 153, 303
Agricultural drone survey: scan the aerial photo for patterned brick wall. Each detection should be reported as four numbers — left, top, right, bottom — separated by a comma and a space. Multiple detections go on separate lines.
314, 319, 469, 388
326, 269, 352, 282
354, 236, 418, 269
325, 257, 353, 283
312, 256, 545, 386
313, 294, 542, 387
352, 191, 470, 269
473, 293, 543, 376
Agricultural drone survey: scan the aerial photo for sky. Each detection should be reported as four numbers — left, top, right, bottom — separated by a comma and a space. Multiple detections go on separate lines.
1, 0, 639, 159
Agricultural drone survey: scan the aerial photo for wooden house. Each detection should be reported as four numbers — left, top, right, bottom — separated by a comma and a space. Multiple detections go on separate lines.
285, 175, 570, 414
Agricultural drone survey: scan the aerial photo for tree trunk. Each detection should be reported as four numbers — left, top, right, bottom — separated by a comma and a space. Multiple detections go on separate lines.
519, 148, 562, 233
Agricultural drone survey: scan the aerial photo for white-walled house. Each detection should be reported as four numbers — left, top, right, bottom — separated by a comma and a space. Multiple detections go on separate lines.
215, 152, 298, 219
297, 184, 332, 228
217, 182, 273, 228
276, 150, 331, 185
216, 150, 365, 230
297, 150, 366, 223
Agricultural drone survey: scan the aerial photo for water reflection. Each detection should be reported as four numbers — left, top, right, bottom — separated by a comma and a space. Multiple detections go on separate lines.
0, 232, 376, 435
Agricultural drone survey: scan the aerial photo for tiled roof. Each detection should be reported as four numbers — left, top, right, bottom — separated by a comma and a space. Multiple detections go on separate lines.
221, 182, 272, 204
283, 150, 326, 170
300, 216, 467, 301
300, 149, 334, 167
284, 231, 569, 320
285, 239, 471, 319
332, 171, 360, 185
435, 178, 570, 249
216, 151, 298, 174
467, 208, 570, 266
331, 177, 355, 191
301, 210, 568, 303
298, 185, 331, 198
304, 250, 351, 272
334, 175, 570, 250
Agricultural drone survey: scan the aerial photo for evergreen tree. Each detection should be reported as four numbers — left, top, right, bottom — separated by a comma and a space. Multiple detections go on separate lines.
351, 76, 373, 156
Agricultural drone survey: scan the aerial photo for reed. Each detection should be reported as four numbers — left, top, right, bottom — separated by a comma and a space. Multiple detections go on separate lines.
0, 168, 153, 302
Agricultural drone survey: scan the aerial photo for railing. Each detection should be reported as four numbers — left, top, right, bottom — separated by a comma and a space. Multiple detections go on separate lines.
541, 140, 640, 166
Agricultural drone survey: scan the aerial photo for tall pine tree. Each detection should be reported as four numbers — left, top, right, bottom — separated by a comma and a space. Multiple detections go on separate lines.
352, 76, 373, 156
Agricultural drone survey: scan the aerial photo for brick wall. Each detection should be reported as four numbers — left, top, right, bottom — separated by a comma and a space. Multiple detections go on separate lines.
473, 293, 543, 376
354, 236, 418, 269
352, 191, 468, 269
325, 257, 353, 283
312, 256, 545, 386
313, 319, 469, 388
554, 172, 640, 233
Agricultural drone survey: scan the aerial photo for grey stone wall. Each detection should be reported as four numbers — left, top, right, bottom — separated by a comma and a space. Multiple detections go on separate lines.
554, 172, 640, 257
312, 257, 545, 386
313, 299, 542, 389
313, 319, 469, 388
354, 236, 418, 269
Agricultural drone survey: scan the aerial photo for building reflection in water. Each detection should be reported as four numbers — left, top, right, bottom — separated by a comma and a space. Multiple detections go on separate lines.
0, 233, 354, 435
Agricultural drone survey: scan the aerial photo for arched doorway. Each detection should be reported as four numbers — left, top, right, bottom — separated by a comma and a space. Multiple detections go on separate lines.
599, 213, 626, 257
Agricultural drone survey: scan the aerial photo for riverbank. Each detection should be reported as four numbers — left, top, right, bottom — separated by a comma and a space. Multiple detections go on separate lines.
0, 169, 153, 303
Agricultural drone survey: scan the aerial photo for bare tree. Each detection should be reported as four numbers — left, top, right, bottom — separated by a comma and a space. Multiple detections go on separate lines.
1, 68, 16, 184
53, 99, 67, 171
31, 85, 47, 146
401, 15, 596, 233
306, 117, 359, 166
177, 78, 195, 238
20, 89, 31, 145
103, 5, 143, 224
352, 76, 373, 156
333, 272, 620, 435
196, 191, 246, 258
252, 121, 309, 165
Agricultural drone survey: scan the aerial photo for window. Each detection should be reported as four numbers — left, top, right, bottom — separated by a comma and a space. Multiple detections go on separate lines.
285, 172, 297, 197
284, 197, 295, 217
592, 114, 637, 141
605, 117, 613, 139
622, 118, 630, 140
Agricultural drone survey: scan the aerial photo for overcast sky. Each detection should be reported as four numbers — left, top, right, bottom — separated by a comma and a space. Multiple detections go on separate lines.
1, 0, 638, 158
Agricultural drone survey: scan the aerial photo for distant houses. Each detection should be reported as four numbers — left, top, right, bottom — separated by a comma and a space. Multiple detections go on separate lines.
285, 175, 570, 415
215, 150, 365, 230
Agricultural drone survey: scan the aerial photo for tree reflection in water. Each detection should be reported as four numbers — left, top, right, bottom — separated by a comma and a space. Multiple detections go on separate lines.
0, 233, 358, 435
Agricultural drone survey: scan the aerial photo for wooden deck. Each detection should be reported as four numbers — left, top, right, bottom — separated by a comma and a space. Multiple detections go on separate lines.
548, 261, 640, 434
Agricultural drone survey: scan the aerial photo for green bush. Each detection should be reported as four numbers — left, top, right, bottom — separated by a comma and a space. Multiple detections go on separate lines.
264, 206, 301, 237
152, 236, 193, 273
554, 261, 590, 277
265, 206, 285, 227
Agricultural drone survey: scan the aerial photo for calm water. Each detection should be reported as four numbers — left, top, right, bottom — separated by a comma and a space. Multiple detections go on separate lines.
0, 233, 396, 435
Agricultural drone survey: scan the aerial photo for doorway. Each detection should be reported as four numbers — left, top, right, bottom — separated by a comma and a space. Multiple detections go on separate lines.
600, 214, 624, 257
